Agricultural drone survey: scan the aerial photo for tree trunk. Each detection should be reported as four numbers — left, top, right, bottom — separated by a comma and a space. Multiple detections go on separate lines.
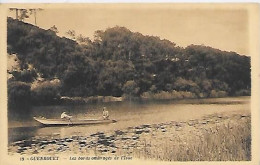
34, 10, 37, 25
15, 9, 18, 19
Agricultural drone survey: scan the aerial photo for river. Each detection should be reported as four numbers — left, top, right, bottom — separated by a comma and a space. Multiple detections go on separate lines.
8, 96, 250, 144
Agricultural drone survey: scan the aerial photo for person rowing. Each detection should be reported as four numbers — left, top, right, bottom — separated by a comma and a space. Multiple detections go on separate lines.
102, 107, 109, 120
61, 112, 72, 122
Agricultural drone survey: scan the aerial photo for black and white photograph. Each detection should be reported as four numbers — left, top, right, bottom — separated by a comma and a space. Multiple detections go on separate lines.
0, 3, 259, 164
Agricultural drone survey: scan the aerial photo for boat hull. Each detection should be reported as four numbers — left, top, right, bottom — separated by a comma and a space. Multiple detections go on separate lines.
33, 117, 116, 126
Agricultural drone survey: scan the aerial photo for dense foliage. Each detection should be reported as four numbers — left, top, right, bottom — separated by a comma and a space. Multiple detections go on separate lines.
7, 18, 251, 105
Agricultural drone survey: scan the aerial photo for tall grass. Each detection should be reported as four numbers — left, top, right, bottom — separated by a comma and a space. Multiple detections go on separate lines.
134, 117, 251, 161
141, 90, 197, 100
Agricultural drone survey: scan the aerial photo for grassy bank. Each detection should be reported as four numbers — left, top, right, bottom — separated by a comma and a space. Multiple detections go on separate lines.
140, 90, 250, 101
134, 114, 251, 161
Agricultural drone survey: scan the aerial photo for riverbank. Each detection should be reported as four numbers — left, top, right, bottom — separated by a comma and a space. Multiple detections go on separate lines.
60, 96, 123, 104
58, 94, 250, 105
8, 110, 251, 161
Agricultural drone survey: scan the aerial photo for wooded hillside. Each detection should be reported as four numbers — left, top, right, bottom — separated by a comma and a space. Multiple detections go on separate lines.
7, 17, 251, 106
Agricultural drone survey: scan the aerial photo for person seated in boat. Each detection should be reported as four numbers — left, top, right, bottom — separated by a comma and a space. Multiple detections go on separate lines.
61, 112, 72, 120
102, 107, 109, 120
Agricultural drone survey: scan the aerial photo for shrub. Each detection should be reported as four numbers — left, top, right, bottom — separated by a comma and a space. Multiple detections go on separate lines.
141, 90, 196, 100
11, 69, 37, 83
234, 89, 251, 96
8, 81, 31, 107
210, 90, 228, 98
122, 80, 139, 97
31, 80, 61, 105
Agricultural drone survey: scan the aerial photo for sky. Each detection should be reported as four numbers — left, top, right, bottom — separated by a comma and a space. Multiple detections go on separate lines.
8, 4, 249, 55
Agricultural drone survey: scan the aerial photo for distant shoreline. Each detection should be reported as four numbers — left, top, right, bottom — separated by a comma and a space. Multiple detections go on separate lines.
59, 96, 123, 104
57, 94, 250, 105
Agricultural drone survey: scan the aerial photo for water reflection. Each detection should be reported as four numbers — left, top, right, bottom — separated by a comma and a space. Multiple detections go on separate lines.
8, 126, 38, 143
8, 97, 250, 143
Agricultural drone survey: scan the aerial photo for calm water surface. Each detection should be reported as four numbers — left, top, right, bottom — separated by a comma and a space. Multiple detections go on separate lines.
8, 97, 250, 143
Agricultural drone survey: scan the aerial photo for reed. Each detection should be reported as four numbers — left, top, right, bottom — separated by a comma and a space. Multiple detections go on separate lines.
135, 117, 251, 161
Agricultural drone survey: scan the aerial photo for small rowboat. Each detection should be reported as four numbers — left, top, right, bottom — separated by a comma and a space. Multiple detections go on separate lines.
33, 117, 116, 126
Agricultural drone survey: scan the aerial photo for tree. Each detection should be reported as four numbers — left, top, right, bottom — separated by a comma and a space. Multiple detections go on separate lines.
49, 25, 59, 34
61, 57, 98, 97
10, 69, 37, 83
29, 8, 43, 25
66, 30, 76, 40
8, 81, 31, 107
31, 80, 61, 105
122, 80, 139, 98
7, 18, 251, 101
76, 34, 91, 45
9, 8, 29, 21
9, 8, 43, 25
9, 8, 19, 19
174, 77, 199, 93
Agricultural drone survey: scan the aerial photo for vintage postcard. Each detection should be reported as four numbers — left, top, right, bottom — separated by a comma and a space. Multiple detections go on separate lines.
0, 3, 259, 165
